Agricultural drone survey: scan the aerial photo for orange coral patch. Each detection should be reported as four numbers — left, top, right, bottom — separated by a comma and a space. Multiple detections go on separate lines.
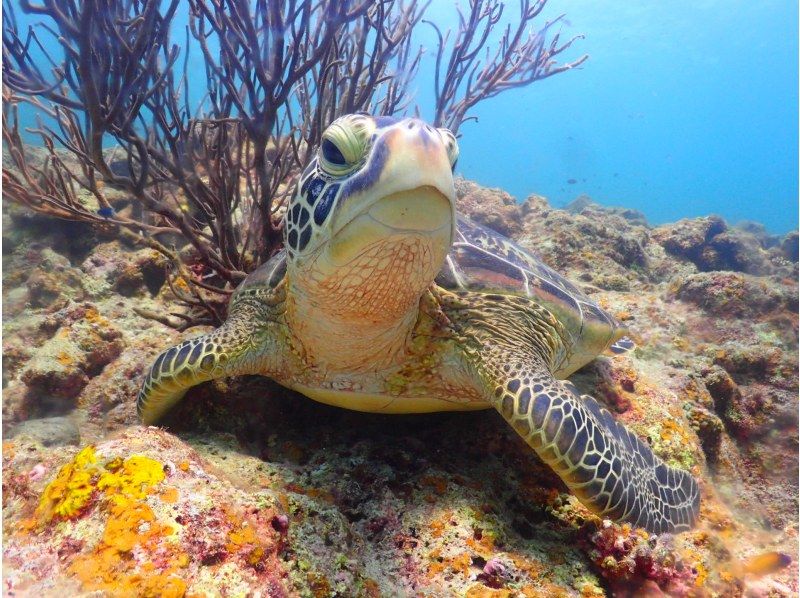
161, 487, 179, 503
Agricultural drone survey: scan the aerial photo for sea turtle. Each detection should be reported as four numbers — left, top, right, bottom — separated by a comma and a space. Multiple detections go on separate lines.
137, 114, 700, 534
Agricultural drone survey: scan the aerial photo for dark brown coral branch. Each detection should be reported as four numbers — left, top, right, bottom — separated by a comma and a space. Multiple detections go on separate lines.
3, 0, 585, 329
429, 0, 588, 134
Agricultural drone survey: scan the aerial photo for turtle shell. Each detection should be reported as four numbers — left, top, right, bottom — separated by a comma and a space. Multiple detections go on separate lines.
436, 215, 627, 375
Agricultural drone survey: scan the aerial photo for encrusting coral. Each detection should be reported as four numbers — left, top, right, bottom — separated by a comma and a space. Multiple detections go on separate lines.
4, 428, 289, 596
33, 445, 102, 522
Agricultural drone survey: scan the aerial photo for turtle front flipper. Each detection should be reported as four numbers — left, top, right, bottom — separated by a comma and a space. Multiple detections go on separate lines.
489, 368, 699, 533
451, 294, 700, 534
137, 306, 278, 425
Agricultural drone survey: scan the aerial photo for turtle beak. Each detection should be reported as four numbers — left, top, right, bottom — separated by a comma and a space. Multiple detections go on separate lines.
330, 122, 456, 246
328, 185, 452, 268
366, 186, 452, 233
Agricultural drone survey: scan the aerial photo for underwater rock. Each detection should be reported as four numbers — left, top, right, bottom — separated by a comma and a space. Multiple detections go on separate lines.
2, 202, 37, 255
721, 383, 797, 442
2, 385, 32, 430
702, 229, 773, 274
519, 193, 553, 218
3, 200, 101, 263
684, 403, 724, 465
3, 286, 28, 318
563, 194, 595, 214
456, 178, 523, 237
80, 345, 169, 435
516, 193, 649, 282
779, 230, 798, 262
114, 249, 169, 297
20, 302, 124, 405
565, 194, 649, 226
704, 345, 798, 443
701, 365, 740, 413
9, 415, 81, 447
712, 343, 787, 380
25, 248, 87, 308
2, 427, 290, 597
652, 216, 727, 267
81, 242, 168, 298
653, 216, 783, 275
671, 271, 794, 319
2, 329, 33, 387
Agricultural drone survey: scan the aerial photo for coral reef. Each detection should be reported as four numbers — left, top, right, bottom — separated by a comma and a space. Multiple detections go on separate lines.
456, 179, 524, 238
580, 521, 698, 596
671, 272, 796, 319
81, 242, 168, 298
3, 182, 797, 596
652, 216, 791, 276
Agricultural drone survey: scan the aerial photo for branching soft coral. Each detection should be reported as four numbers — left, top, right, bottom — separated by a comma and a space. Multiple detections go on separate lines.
2, 0, 586, 329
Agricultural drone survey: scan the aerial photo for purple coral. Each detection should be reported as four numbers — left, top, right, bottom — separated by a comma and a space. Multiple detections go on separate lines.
270, 514, 289, 534
582, 522, 697, 596
483, 558, 507, 576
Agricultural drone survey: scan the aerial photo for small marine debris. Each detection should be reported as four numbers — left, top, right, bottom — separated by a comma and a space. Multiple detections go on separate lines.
97, 206, 115, 219
567, 178, 578, 184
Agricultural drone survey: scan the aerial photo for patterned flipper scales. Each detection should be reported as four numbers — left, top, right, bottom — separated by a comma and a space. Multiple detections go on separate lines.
447, 290, 701, 534
493, 366, 699, 534
137, 298, 272, 424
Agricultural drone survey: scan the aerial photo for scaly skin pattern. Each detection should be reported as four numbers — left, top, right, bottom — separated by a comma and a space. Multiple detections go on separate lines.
436, 287, 700, 534
137, 286, 288, 424
137, 113, 700, 534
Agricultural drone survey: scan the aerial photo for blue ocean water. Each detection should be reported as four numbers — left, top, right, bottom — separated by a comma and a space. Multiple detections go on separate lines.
434, 0, 799, 233
11, 0, 798, 232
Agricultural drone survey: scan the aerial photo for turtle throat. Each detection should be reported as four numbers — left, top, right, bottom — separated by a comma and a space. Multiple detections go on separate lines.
287, 187, 452, 372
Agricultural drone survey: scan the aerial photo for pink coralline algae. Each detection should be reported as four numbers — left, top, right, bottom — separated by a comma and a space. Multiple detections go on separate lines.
27, 463, 47, 481
581, 520, 698, 596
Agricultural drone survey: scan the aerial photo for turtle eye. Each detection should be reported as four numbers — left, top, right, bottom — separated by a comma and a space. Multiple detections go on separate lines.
318, 116, 371, 176
321, 138, 347, 167
439, 128, 459, 170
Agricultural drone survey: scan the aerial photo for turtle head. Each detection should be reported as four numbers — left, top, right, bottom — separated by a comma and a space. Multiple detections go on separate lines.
285, 114, 458, 322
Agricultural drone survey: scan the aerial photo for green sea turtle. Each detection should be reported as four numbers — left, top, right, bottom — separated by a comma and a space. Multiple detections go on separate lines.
138, 114, 700, 533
